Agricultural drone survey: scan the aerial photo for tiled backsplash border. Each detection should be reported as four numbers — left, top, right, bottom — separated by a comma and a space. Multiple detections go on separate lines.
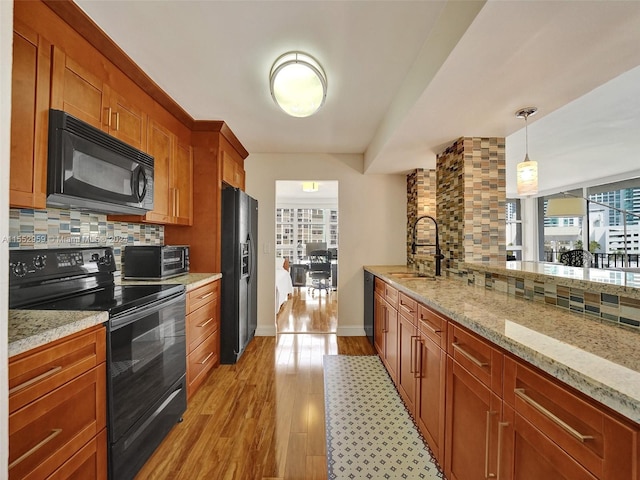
8, 208, 164, 272
460, 268, 640, 330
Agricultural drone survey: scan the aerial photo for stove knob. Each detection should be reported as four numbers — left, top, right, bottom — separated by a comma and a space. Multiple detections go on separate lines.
33, 255, 46, 269
91, 253, 100, 262
100, 251, 113, 266
12, 262, 27, 277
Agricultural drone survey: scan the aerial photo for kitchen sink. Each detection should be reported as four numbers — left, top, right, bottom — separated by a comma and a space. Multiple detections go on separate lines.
387, 271, 436, 280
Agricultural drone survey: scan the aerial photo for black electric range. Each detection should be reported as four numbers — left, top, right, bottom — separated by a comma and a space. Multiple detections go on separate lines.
9, 247, 187, 480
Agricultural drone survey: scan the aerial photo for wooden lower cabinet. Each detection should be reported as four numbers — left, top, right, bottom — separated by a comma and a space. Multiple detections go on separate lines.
186, 279, 221, 399
444, 356, 503, 480
8, 326, 107, 480
371, 275, 640, 480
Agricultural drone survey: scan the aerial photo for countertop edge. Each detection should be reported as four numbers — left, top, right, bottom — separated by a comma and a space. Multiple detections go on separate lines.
364, 265, 640, 425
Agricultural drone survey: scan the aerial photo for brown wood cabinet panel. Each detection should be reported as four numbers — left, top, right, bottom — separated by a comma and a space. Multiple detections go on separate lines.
374, 292, 386, 355
415, 332, 446, 467
445, 357, 502, 480
501, 403, 597, 480
448, 323, 503, 394
9, 363, 106, 480
187, 328, 219, 400
418, 303, 447, 349
145, 118, 173, 223
397, 312, 418, 413
504, 356, 639, 479
51, 46, 106, 129
398, 292, 417, 325
105, 85, 147, 150
188, 280, 220, 313
48, 428, 107, 480
10, 20, 50, 209
173, 140, 193, 225
383, 298, 399, 382
9, 326, 106, 415
221, 148, 245, 190
187, 294, 219, 354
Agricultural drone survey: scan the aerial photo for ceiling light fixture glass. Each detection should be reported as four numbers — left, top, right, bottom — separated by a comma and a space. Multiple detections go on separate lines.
515, 107, 538, 196
302, 181, 319, 193
270, 51, 327, 118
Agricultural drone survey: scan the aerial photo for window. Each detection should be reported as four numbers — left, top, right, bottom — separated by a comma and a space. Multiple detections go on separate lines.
275, 207, 338, 263
505, 199, 522, 260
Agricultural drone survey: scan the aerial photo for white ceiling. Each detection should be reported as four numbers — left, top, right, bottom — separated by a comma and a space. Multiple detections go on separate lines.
75, 0, 640, 197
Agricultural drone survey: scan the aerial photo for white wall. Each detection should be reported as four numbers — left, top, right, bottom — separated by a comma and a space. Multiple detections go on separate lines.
245, 153, 407, 336
1, 1, 13, 476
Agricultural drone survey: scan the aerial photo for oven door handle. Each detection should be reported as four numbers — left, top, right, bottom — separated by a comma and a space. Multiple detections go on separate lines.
110, 291, 185, 330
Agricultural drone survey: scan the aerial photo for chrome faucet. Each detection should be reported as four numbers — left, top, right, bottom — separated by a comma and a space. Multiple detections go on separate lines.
411, 215, 444, 276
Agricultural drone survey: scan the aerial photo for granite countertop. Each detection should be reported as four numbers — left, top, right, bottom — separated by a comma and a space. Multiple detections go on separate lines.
466, 261, 640, 295
365, 265, 640, 424
9, 272, 221, 358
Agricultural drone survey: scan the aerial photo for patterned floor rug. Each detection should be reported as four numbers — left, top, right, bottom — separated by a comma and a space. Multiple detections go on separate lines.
323, 355, 444, 479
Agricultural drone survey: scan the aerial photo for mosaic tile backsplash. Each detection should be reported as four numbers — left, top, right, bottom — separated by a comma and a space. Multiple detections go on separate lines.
8, 208, 164, 272
407, 169, 438, 274
463, 268, 640, 330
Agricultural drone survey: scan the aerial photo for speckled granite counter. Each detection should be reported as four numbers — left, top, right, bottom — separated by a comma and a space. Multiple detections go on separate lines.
9, 273, 221, 358
118, 272, 221, 291
8, 310, 108, 357
365, 265, 640, 424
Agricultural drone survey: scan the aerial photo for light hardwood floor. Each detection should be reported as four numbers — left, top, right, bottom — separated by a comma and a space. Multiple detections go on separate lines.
136, 295, 374, 479
276, 287, 338, 334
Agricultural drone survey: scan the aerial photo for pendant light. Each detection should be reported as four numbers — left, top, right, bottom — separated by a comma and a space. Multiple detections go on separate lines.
515, 107, 538, 196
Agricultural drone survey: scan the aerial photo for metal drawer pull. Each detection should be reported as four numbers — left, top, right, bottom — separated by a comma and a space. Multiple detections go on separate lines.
104, 107, 112, 127
198, 352, 214, 365
410, 335, 419, 373
9, 366, 62, 395
9, 428, 62, 470
496, 422, 509, 480
400, 302, 415, 314
452, 343, 488, 368
197, 317, 214, 328
198, 292, 214, 300
421, 321, 442, 335
484, 411, 497, 479
514, 388, 594, 442
114, 111, 120, 130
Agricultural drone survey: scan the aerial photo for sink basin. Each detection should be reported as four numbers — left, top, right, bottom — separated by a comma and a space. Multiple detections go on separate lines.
387, 271, 436, 280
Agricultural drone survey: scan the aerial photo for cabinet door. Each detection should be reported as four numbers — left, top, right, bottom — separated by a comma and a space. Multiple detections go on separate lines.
500, 403, 597, 480
222, 149, 244, 189
51, 47, 107, 130
416, 333, 446, 467
172, 140, 193, 225
384, 300, 399, 383
374, 292, 386, 356
106, 86, 146, 150
397, 313, 418, 413
445, 357, 502, 480
145, 118, 173, 223
10, 21, 50, 209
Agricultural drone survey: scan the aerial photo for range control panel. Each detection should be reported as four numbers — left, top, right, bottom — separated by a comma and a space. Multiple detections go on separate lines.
9, 247, 116, 282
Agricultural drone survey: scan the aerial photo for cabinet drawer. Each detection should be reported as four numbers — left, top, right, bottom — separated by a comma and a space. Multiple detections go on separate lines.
447, 323, 502, 394
9, 364, 106, 480
504, 356, 639, 479
398, 292, 418, 324
48, 428, 107, 480
186, 298, 219, 353
384, 283, 398, 309
9, 326, 106, 414
187, 329, 219, 399
187, 280, 219, 313
418, 304, 447, 348
374, 277, 385, 296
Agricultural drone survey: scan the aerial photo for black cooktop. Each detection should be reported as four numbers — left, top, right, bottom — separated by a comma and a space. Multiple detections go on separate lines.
22, 283, 185, 318
9, 246, 184, 317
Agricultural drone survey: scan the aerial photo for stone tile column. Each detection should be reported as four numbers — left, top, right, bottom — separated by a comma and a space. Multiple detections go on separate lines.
407, 169, 437, 269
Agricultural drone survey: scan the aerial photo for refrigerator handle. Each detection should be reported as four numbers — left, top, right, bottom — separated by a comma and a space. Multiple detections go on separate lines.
247, 231, 255, 280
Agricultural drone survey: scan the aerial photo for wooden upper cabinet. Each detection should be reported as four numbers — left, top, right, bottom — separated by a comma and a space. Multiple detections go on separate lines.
221, 148, 245, 190
144, 118, 173, 224
173, 140, 193, 226
10, 20, 51, 209
50, 47, 146, 149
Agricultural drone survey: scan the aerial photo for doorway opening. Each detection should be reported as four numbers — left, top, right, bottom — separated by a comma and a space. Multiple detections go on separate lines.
275, 180, 338, 334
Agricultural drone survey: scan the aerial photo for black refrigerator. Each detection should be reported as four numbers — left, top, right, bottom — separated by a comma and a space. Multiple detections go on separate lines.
220, 187, 258, 364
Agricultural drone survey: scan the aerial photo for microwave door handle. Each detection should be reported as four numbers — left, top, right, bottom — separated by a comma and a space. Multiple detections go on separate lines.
132, 166, 148, 202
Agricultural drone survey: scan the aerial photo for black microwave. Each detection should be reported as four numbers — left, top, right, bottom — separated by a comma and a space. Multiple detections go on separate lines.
123, 245, 190, 279
47, 109, 154, 215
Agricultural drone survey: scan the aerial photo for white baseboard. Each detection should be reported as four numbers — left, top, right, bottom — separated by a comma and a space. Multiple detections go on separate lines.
336, 326, 366, 336
255, 325, 277, 336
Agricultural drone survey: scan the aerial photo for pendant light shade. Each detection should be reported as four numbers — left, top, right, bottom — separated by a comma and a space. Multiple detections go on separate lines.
515, 107, 538, 196
270, 51, 327, 118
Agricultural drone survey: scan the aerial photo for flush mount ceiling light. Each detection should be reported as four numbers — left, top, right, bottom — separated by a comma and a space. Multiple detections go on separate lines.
302, 181, 319, 193
515, 107, 538, 196
270, 51, 327, 118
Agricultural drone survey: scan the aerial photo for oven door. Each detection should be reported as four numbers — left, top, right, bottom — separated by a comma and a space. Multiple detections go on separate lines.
107, 291, 186, 444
